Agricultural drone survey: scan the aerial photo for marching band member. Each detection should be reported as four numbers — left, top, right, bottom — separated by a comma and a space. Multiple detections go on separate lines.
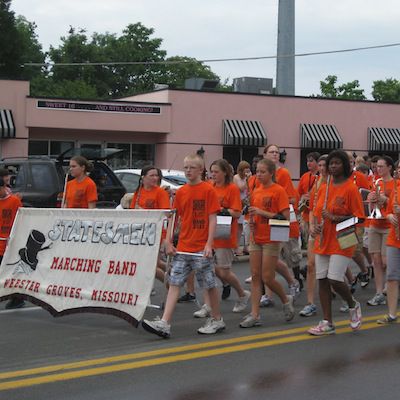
367, 156, 395, 306
240, 158, 294, 328
308, 150, 364, 335
377, 176, 400, 324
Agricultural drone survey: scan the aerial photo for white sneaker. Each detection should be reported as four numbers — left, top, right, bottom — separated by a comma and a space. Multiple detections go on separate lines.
197, 317, 226, 334
193, 304, 211, 318
239, 313, 262, 328
232, 290, 251, 313
289, 281, 300, 300
142, 317, 171, 338
245, 276, 252, 284
283, 295, 295, 321
349, 301, 362, 330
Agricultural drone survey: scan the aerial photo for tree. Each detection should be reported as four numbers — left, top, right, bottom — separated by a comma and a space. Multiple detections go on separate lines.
0, 0, 23, 78
372, 78, 400, 103
317, 75, 366, 100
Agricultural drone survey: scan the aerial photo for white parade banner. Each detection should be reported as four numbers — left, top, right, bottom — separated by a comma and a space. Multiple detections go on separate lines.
0, 208, 169, 326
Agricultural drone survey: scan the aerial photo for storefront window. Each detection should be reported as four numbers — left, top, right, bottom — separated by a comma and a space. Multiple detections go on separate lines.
50, 141, 75, 157
29, 141, 49, 156
106, 143, 130, 169
107, 143, 154, 169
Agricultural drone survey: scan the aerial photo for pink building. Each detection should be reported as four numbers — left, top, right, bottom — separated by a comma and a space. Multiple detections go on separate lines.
1, 79, 400, 181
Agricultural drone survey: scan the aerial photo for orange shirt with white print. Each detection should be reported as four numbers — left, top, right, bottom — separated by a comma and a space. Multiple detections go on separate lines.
65, 177, 98, 208
130, 186, 170, 209
213, 183, 242, 249
314, 178, 365, 257
173, 181, 220, 253
0, 194, 22, 255
386, 180, 400, 248
251, 183, 290, 244
369, 179, 395, 230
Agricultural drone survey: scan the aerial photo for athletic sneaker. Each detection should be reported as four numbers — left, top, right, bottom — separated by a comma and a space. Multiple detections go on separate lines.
377, 314, 398, 324
289, 281, 301, 300
245, 276, 252, 284
239, 313, 262, 328
221, 284, 231, 300
367, 293, 386, 306
299, 303, 317, 317
340, 301, 349, 313
197, 317, 226, 334
178, 292, 196, 303
232, 290, 251, 313
358, 272, 370, 288
349, 301, 362, 330
308, 320, 336, 336
283, 295, 295, 321
260, 294, 274, 307
193, 304, 211, 318
142, 317, 171, 338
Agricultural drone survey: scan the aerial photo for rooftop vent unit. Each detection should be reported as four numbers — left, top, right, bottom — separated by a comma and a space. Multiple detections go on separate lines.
184, 78, 219, 91
233, 77, 273, 94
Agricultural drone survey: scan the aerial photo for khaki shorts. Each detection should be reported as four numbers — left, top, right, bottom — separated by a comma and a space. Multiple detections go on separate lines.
315, 254, 351, 282
249, 242, 281, 257
214, 248, 234, 269
368, 227, 389, 254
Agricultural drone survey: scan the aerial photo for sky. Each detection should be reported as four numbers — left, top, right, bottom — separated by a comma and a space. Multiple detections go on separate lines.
10, 0, 400, 98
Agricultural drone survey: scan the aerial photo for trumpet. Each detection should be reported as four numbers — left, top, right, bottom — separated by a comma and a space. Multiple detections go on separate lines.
368, 177, 384, 219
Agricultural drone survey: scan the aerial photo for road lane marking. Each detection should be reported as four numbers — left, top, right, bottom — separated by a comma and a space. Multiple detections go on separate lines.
0, 313, 396, 391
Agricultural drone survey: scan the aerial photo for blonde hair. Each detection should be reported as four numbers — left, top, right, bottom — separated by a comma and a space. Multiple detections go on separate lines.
237, 160, 250, 175
183, 154, 205, 169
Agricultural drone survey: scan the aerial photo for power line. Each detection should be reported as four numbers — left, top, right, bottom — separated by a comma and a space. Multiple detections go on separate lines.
23, 42, 400, 67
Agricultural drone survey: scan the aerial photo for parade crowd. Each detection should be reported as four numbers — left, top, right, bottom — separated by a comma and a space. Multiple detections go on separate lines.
1, 148, 400, 339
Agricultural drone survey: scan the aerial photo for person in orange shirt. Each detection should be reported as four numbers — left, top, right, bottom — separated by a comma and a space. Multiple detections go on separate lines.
193, 159, 250, 318
0, 177, 24, 309
308, 150, 365, 335
366, 156, 395, 306
142, 154, 225, 337
297, 152, 320, 245
299, 154, 328, 317
64, 156, 98, 209
376, 177, 400, 324
239, 158, 295, 328
130, 165, 171, 283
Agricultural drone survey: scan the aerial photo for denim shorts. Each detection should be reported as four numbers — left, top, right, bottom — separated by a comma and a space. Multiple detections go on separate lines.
168, 253, 217, 289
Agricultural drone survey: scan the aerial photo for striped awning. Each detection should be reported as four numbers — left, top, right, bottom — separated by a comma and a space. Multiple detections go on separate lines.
300, 123, 342, 149
223, 120, 266, 147
368, 127, 400, 152
0, 109, 15, 138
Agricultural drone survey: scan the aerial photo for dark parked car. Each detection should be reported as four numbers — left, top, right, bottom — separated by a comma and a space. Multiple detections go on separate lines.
0, 148, 126, 208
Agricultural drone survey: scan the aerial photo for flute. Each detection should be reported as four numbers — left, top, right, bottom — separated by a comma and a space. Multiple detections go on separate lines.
319, 174, 331, 246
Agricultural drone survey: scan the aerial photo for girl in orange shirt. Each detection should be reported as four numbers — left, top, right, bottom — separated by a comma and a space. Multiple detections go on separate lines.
130, 166, 171, 283
240, 158, 294, 328
308, 150, 364, 335
64, 156, 98, 209
366, 156, 395, 306
194, 159, 250, 318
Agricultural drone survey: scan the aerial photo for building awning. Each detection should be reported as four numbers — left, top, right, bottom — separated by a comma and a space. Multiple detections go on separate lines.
0, 109, 15, 138
368, 127, 400, 152
223, 120, 266, 147
300, 123, 342, 149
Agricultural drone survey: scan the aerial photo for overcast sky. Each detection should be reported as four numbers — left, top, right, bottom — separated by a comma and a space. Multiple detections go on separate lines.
10, 0, 400, 98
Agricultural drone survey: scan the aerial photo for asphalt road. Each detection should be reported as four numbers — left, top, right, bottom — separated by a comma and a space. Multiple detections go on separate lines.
1, 256, 400, 400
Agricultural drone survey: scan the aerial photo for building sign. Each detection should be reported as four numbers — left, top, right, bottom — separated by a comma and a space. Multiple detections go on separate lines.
0, 208, 170, 326
37, 100, 161, 115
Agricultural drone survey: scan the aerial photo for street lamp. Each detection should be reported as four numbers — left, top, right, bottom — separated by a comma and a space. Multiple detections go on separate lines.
196, 146, 205, 158
279, 149, 287, 164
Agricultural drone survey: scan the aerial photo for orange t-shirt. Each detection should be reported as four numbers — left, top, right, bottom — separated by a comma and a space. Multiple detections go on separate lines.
352, 171, 370, 190
314, 178, 365, 257
213, 183, 242, 249
386, 181, 400, 248
247, 175, 259, 195
369, 179, 394, 230
65, 177, 98, 208
297, 171, 318, 223
250, 183, 289, 244
174, 181, 220, 252
130, 186, 170, 209
0, 194, 22, 255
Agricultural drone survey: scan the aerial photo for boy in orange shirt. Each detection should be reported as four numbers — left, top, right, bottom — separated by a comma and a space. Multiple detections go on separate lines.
142, 154, 225, 337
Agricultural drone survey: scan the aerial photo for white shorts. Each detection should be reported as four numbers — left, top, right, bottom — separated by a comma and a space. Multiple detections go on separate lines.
315, 254, 351, 282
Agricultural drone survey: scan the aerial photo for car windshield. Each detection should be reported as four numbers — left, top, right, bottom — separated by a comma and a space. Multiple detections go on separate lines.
163, 175, 187, 186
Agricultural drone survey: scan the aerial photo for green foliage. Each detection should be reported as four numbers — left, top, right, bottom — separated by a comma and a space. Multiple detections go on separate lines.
318, 75, 366, 100
372, 78, 400, 103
